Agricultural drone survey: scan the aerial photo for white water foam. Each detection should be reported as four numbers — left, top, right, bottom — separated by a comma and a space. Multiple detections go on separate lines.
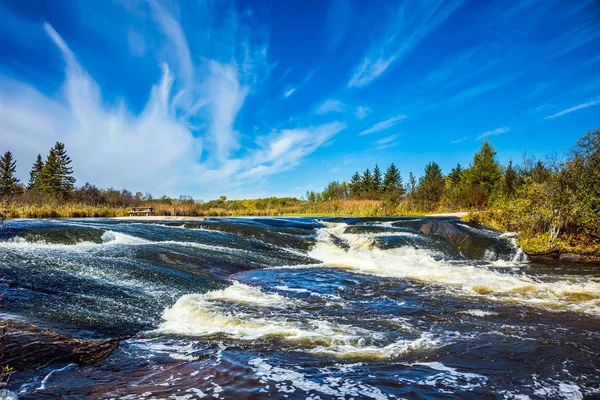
157, 282, 439, 359
307, 222, 600, 317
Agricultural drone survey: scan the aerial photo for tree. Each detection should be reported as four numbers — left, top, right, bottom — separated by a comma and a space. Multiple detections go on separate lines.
383, 163, 405, 199
414, 162, 445, 210
502, 160, 517, 198
0, 151, 20, 197
407, 172, 417, 193
361, 168, 373, 198
447, 163, 463, 186
349, 171, 362, 198
465, 140, 502, 206
28, 154, 44, 190
372, 164, 382, 193
37, 142, 76, 195
565, 128, 600, 238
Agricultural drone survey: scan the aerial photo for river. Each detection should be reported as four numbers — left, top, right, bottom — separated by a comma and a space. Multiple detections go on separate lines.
0, 217, 599, 399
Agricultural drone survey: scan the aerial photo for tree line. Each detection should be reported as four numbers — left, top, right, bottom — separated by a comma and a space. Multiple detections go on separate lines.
308, 129, 600, 243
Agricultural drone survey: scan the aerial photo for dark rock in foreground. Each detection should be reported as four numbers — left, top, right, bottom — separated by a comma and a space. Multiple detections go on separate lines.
0, 319, 121, 371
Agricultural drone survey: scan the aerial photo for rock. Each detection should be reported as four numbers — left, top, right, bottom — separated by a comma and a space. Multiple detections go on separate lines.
0, 319, 122, 371
559, 253, 583, 262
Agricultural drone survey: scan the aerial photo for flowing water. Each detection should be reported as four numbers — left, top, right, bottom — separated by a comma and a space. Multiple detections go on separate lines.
1, 217, 599, 399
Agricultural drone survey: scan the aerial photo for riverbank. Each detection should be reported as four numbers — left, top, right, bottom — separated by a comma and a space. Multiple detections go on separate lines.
2, 201, 598, 259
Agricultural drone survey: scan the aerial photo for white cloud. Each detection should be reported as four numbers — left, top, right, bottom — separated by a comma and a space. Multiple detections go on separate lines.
373, 134, 399, 146
354, 106, 371, 119
348, 0, 465, 87
359, 114, 406, 135
0, 17, 344, 199
544, 98, 600, 119
316, 99, 345, 114
477, 127, 510, 140
451, 136, 467, 144
284, 87, 296, 97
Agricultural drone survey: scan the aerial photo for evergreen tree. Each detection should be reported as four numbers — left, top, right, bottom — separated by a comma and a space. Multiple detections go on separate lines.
383, 163, 405, 198
447, 163, 463, 186
349, 171, 362, 198
407, 172, 417, 193
0, 151, 21, 196
28, 154, 44, 190
466, 140, 502, 205
502, 160, 517, 198
415, 162, 445, 210
372, 164, 382, 193
361, 168, 373, 197
37, 142, 76, 195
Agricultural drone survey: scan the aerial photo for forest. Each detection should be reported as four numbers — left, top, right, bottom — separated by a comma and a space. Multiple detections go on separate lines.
1, 129, 599, 257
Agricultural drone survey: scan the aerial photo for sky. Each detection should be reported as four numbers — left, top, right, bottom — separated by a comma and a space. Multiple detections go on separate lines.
1, 0, 599, 200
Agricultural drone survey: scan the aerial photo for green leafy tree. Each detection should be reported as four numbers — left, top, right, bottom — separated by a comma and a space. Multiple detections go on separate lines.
28, 154, 44, 190
383, 163, 405, 199
565, 128, 600, 238
0, 151, 21, 197
415, 162, 445, 210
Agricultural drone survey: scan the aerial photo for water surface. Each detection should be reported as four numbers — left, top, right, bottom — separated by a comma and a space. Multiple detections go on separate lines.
1, 217, 599, 399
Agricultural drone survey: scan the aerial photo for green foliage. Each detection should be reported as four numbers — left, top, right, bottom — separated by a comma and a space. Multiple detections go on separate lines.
464, 140, 502, 207
372, 164, 382, 192
382, 163, 405, 200
414, 162, 445, 211
28, 154, 44, 190
0, 151, 21, 197
37, 142, 76, 196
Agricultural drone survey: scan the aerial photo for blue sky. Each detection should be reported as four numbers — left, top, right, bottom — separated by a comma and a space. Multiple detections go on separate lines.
1, 0, 599, 199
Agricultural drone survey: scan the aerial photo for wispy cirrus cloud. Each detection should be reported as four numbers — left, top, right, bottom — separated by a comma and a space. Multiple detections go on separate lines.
544, 98, 600, 119
354, 106, 371, 120
477, 127, 510, 140
359, 114, 406, 135
316, 99, 345, 115
451, 137, 467, 144
283, 87, 296, 97
0, 4, 345, 198
348, 0, 465, 87
373, 134, 399, 147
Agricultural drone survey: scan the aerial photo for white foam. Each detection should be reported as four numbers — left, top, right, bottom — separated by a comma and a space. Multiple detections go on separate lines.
157, 282, 438, 358
307, 222, 600, 317
250, 358, 390, 399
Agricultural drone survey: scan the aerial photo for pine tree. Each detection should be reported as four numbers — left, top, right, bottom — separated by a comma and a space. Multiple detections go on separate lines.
447, 163, 463, 186
28, 154, 44, 190
38, 142, 76, 195
350, 171, 362, 198
372, 164, 382, 193
53, 142, 76, 192
466, 140, 502, 204
502, 160, 517, 198
361, 168, 373, 197
383, 163, 405, 198
407, 172, 417, 193
0, 151, 21, 197
415, 162, 445, 210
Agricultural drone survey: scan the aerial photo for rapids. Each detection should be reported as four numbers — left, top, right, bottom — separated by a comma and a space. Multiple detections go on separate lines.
0, 217, 599, 399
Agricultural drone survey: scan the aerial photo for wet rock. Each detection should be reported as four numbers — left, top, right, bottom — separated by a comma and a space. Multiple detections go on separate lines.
416, 220, 515, 261
559, 253, 583, 262
0, 319, 121, 371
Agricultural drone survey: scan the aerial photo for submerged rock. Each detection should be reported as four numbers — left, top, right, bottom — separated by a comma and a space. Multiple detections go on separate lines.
0, 319, 121, 371
559, 253, 583, 262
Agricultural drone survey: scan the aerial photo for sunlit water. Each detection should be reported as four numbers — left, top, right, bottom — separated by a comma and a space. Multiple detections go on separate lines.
0, 217, 599, 399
